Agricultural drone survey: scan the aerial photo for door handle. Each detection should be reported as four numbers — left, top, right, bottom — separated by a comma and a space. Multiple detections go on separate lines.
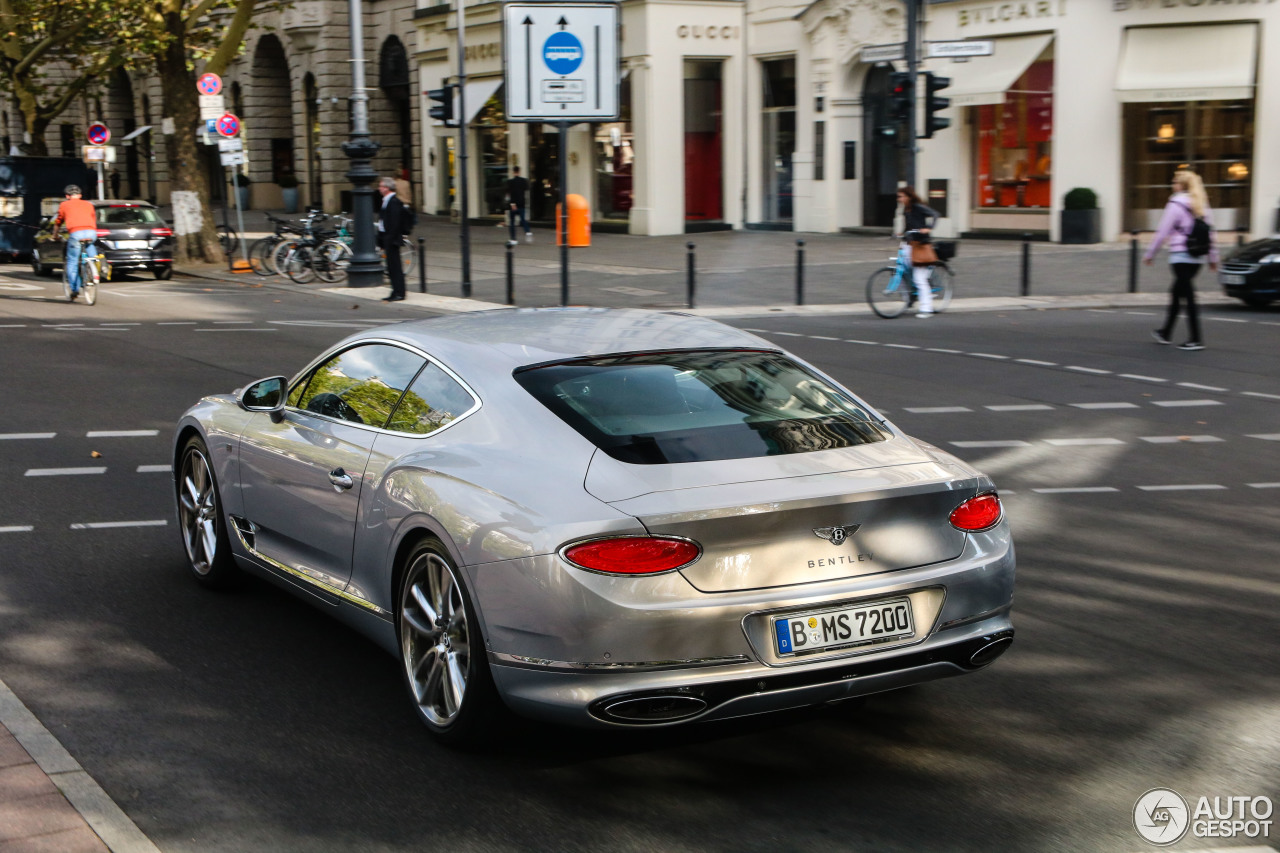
328, 468, 354, 491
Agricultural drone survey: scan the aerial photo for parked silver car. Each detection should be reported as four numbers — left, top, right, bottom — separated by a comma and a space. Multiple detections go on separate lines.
174, 308, 1015, 743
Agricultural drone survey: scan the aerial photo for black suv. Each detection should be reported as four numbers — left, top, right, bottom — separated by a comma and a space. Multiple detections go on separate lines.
32, 200, 174, 280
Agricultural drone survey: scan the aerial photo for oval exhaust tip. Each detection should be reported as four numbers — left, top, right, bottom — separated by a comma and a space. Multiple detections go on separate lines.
969, 637, 1013, 667
602, 695, 708, 724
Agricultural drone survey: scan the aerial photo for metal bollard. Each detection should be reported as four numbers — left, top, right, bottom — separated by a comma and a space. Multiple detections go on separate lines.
686, 242, 696, 309
418, 237, 426, 293
1128, 230, 1140, 294
1020, 233, 1031, 297
505, 240, 516, 306
796, 239, 806, 306
1237, 226, 1247, 247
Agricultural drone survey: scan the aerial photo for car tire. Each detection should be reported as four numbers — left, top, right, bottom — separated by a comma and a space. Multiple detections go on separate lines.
1242, 295, 1272, 309
397, 539, 501, 745
154, 264, 173, 280
176, 435, 239, 588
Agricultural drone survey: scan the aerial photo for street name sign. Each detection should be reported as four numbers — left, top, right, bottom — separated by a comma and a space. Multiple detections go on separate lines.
503, 3, 619, 121
861, 43, 905, 63
927, 40, 994, 58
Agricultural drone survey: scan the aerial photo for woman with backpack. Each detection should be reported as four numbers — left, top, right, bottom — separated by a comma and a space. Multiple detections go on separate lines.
1143, 169, 1218, 351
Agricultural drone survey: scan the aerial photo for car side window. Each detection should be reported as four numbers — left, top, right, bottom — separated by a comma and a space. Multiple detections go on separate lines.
385, 361, 476, 435
293, 344, 426, 428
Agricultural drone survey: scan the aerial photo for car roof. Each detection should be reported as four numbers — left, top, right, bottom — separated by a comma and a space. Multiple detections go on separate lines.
92, 200, 156, 207
354, 308, 777, 374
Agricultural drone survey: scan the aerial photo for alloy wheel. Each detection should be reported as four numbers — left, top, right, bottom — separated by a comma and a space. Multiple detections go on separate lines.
178, 448, 219, 575
400, 551, 472, 727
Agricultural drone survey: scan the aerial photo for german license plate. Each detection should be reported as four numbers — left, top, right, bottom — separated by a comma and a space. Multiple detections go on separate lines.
116, 240, 147, 249
774, 597, 915, 656
1222, 274, 1246, 285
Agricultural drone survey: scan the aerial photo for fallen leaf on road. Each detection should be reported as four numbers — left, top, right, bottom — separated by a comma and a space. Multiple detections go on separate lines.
90, 451, 102, 458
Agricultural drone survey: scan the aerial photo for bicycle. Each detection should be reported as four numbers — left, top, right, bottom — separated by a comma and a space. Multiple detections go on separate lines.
248, 212, 303, 276
63, 236, 102, 305
866, 235, 954, 319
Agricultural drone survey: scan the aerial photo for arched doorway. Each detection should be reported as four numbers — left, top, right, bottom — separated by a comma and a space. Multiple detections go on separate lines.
250, 35, 294, 193
379, 36, 413, 201
861, 65, 903, 227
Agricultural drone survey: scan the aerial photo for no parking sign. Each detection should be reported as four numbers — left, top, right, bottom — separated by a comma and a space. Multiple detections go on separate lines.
216, 113, 240, 138
197, 73, 222, 96
87, 123, 110, 145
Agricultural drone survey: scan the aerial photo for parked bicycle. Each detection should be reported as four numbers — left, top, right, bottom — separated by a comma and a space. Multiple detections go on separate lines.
248, 212, 304, 276
866, 236, 955, 319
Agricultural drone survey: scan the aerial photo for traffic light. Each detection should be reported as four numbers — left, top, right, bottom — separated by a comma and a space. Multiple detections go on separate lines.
923, 72, 951, 138
427, 85, 456, 126
888, 72, 913, 125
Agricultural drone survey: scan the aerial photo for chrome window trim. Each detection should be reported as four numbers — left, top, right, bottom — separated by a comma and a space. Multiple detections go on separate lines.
489, 652, 750, 672
284, 337, 482, 439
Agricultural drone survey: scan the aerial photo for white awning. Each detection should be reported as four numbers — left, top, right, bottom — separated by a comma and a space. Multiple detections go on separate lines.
1115, 24, 1257, 103
462, 78, 503, 126
943, 34, 1052, 107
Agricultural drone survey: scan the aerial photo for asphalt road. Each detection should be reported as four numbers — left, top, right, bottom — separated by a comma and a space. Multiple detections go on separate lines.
0, 267, 1277, 852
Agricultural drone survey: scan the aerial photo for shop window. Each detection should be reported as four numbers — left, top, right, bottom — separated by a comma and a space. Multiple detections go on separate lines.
475, 93, 509, 216
593, 74, 632, 221
685, 60, 723, 222
814, 121, 825, 181
1123, 100, 1253, 230
762, 57, 796, 222
973, 58, 1053, 210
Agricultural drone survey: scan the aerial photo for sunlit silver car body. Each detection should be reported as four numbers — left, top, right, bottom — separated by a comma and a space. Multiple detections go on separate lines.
174, 308, 1014, 730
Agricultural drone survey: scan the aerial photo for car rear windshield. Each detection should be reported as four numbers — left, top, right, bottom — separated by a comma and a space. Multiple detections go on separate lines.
99, 206, 162, 225
514, 349, 891, 464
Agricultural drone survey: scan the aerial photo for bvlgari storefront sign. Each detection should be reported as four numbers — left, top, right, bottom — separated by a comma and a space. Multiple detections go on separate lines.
1113, 0, 1274, 8
958, 1, 1066, 27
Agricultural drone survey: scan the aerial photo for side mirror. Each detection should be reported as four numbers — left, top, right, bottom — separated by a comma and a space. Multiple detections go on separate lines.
237, 376, 288, 422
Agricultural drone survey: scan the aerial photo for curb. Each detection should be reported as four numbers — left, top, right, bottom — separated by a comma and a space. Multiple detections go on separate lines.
0, 676, 160, 853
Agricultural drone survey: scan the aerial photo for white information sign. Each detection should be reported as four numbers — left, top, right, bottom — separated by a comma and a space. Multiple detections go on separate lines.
861, 43, 905, 63
219, 151, 244, 166
217, 137, 243, 152
503, 3, 619, 121
927, 40, 994, 58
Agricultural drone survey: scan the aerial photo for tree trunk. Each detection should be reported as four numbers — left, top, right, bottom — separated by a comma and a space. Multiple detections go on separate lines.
156, 14, 220, 263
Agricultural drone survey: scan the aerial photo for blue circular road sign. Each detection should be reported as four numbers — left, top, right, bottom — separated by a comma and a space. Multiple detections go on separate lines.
87, 123, 110, 145
543, 31, 583, 76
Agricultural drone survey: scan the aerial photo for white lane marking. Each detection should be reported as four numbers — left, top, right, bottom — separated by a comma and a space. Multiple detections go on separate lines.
1125, 311, 1157, 316
885, 344, 920, 350
98, 322, 141, 326
1151, 399, 1223, 407
1070, 402, 1139, 410
1043, 438, 1126, 446
951, 440, 1033, 448
1016, 358, 1057, 366
772, 331, 803, 337
58, 327, 129, 332
1246, 433, 1280, 440
742, 328, 769, 333
0, 324, 27, 328
1178, 382, 1228, 392
970, 353, 1010, 360
70, 520, 168, 530
844, 339, 879, 345
87, 430, 160, 438
1247, 483, 1280, 489
985, 404, 1053, 412
1208, 317, 1249, 323
0, 525, 34, 533
157, 321, 196, 325
926, 347, 963, 354
212, 320, 254, 324
903, 406, 973, 414
194, 328, 277, 332
1066, 366, 1111, 375
809, 335, 840, 340
1119, 374, 1167, 383
25, 467, 107, 476
1087, 309, 1113, 314
42, 323, 83, 328
1137, 484, 1227, 491
0, 432, 55, 440
1032, 487, 1120, 494
1243, 391, 1280, 402
136, 465, 171, 473
1140, 435, 1224, 443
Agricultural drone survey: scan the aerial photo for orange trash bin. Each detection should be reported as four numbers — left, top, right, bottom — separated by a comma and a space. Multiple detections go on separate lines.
555, 194, 591, 247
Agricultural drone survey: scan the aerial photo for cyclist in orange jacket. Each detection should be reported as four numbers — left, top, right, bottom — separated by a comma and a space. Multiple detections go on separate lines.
51, 185, 97, 299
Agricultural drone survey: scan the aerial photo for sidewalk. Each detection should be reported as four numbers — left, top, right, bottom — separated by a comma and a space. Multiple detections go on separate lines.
0, 677, 158, 853
177, 207, 1248, 312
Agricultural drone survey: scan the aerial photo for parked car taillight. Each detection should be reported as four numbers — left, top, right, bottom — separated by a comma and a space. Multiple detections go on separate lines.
949, 493, 1003, 532
95, 229, 111, 238
562, 536, 701, 575
151, 227, 173, 237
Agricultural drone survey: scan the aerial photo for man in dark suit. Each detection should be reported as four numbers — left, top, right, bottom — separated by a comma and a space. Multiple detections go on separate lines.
377, 176, 407, 302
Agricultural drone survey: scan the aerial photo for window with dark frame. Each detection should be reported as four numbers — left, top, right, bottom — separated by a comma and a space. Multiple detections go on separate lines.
814, 121, 825, 181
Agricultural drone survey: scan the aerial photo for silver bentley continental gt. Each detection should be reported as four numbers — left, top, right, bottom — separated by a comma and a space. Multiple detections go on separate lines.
173, 308, 1014, 743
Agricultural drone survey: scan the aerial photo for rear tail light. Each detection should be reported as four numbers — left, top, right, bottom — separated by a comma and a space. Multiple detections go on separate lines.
150, 227, 173, 237
95, 228, 111, 237
562, 536, 701, 575
949, 493, 1003, 532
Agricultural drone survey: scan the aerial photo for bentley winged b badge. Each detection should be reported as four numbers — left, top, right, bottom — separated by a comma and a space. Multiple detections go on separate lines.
812, 524, 861, 546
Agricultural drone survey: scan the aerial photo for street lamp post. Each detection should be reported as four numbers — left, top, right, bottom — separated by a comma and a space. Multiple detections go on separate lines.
342, 0, 383, 288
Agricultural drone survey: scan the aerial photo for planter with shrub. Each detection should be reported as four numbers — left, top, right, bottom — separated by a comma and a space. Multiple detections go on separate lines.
1061, 187, 1100, 244
277, 173, 300, 213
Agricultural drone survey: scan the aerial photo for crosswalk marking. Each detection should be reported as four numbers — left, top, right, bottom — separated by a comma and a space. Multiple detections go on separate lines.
0, 525, 34, 533
985, 404, 1053, 412
1032, 487, 1120, 494
1247, 483, 1280, 489
1137, 484, 1227, 491
1244, 391, 1280, 402
1070, 402, 1138, 409
1151, 399, 1222, 408
25, 467, 106, 477
951, 441, 1033, 448
903, 406, 972, 414
1043, 438, 1125, 446
1178, 382, 1228, 391
69, 520, 168, 530
1118, 374, 1167, 383
1140, 435, 1223, 443
1247, 434, 1280, 441
0, 433, 55, 440
136, 465, 172, 473
1067, 366, 1111, 375
87, 430, 159, 438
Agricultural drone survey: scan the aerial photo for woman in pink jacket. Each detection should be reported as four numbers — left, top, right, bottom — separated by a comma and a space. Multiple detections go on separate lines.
1143, 170, 1218, 351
